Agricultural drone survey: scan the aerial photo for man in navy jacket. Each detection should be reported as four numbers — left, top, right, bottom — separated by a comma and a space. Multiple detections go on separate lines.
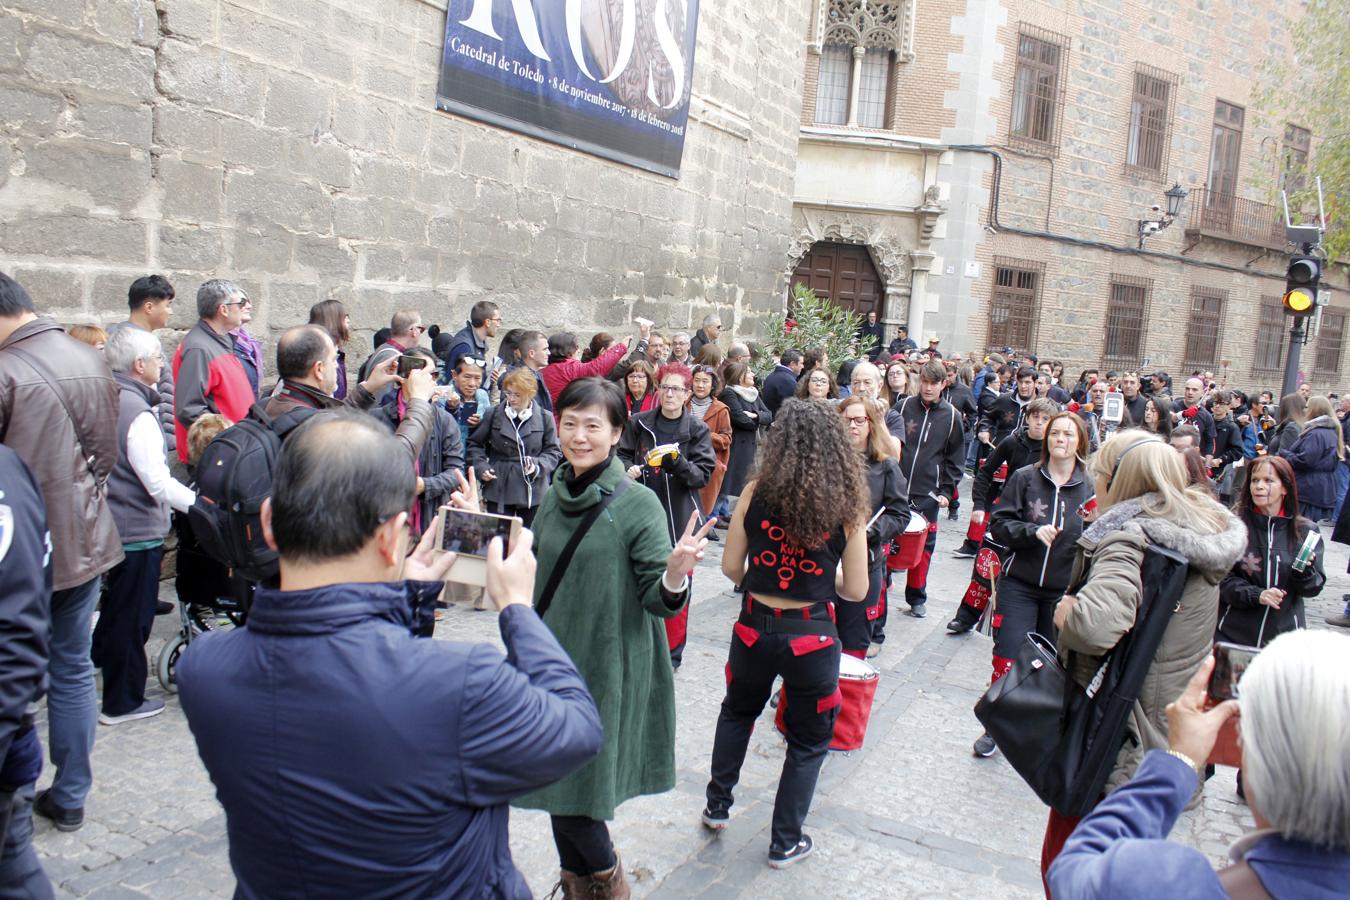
0, 446, 54, 896
178, 411, 602, 899
761, 349, 803, 415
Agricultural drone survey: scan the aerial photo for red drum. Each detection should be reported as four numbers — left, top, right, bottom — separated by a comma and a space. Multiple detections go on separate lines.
774, 654, 880, 752
886, 512, 929, 571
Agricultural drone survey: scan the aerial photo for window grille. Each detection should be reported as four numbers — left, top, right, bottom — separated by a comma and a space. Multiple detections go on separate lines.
1103, 276, 1152, 368
1126, 66, 1176, 176
1183, 286, 1227, 370
989, 258, 1044, 353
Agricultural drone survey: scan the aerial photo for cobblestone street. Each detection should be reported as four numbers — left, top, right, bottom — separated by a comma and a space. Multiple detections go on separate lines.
33, 495, 1350, 898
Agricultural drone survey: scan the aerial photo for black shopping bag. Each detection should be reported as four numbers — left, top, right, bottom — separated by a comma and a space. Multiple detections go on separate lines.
975, 544, 1189, 816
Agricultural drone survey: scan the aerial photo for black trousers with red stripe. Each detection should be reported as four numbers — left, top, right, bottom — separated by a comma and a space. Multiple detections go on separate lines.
904, 496, 941, 608
706, 598, 840, 854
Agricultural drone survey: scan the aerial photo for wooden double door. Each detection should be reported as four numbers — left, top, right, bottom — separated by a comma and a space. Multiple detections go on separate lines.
791, 242, 884, 317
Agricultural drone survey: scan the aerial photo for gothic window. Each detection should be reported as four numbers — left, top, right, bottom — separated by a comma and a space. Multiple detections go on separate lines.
815, 45, 851, 125
812, 0, 908, 129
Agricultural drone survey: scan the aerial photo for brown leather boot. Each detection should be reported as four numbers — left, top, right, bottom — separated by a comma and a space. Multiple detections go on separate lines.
547, 870, 593, 899
589, 852, 631, 900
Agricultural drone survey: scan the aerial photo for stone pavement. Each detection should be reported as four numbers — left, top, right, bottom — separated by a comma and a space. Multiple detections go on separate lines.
31, 495, 1350, 898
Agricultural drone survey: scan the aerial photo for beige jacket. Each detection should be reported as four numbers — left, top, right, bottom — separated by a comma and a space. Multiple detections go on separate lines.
1059, 494, 1247, 795
0, 318, 124, 590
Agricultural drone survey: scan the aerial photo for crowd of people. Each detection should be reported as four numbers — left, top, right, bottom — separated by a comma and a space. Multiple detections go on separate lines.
1, 268, 1347, 898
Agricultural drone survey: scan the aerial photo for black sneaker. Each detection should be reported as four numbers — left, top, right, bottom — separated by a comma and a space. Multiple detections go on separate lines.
155, 599, 174, 616
952, 542, 978, 559
34, 789, 83, 832
768, 835, 814, 868
973, 732, 998, 758
946, 618, 973, 635
701, 807, 729, 831
909, 602, 927, 619
947, 508, 959, 521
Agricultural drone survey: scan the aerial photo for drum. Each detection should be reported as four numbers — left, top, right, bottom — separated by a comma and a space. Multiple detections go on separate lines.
886, 512, 929, 571
774, 654, 880, 752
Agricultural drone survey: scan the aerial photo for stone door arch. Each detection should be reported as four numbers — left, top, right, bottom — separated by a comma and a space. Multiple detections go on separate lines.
790, 241, 884, 317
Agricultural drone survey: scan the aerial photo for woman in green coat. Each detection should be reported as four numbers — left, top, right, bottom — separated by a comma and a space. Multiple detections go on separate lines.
517, 377, 714, 899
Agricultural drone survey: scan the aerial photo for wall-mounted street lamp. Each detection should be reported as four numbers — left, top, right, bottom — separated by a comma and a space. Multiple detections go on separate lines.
1137, 183, 1189, 248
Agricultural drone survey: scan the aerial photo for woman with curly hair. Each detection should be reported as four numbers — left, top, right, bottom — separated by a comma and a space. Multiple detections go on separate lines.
702, 399, 870, 868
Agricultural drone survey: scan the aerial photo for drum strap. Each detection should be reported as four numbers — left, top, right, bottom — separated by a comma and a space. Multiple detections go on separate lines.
737, 611, 838, 637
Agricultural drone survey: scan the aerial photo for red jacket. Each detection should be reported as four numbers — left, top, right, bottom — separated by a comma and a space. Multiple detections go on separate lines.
540, 342, 628, 409
173, 320, 256, 462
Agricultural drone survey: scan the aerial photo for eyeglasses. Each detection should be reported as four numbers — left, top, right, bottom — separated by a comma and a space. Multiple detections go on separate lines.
844, 416, 869, 425
410, 324, 426, 333
462, 357, 486, 369
659, 385, 688, 394
809, 377, 829, 385
224, 297, 251, 307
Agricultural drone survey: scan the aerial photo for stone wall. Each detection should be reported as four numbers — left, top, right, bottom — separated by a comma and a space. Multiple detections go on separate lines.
0, 0, 811, 370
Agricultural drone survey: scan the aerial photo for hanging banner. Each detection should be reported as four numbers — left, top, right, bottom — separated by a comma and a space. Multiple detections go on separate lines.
437, 1, 701, 179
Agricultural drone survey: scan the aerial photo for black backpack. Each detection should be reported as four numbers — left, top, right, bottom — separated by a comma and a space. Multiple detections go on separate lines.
188, 403, 307, 584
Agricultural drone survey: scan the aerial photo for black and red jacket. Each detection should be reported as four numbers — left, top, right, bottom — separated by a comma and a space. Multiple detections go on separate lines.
172, 320, 256, 462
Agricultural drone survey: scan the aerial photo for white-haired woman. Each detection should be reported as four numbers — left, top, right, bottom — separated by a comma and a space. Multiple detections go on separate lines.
1049, 629, 1350, 896
1040, 430, 1247, 884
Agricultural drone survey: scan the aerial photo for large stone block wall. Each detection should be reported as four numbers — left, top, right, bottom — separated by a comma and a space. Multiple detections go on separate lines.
0, 0, 810, 368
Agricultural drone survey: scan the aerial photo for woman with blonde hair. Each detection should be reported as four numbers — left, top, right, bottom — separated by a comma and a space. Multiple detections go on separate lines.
68, 323, 107, 352
1279, 395, 1344, 521
1040, 429, 1247, 884
837, 395, 908, 658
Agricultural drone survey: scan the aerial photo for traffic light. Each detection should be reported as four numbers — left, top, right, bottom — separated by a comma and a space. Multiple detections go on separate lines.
1283, 254, 1321, 315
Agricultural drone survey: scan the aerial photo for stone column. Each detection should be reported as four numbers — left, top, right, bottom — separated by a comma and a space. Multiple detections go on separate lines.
846, 46, 865, 127
908, 250, 935, 341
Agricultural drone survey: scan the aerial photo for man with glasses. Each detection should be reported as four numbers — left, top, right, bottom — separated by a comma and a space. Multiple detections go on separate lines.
173, 279, 256, 463
97, 328, 196, 727
617, 363, 716, 669
358, 309, 425, 401
446, 300, 501, 376
669, 332, 692, 366
229, 292, 263, 402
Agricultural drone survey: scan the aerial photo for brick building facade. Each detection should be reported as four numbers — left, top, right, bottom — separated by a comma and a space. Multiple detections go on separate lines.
792, 0, 1345, 392
0, 0, 812, 366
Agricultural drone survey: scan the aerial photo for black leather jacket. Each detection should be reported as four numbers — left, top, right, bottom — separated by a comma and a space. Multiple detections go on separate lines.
990, 463, 1093, 591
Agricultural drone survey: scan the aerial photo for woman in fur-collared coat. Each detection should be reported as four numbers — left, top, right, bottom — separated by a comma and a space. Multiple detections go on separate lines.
1041, 431, 1247, 889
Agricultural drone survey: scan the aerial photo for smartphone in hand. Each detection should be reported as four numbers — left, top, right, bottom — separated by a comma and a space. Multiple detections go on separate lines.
439, 507, 522, 587
397, 355, 428, 378
1208, 641, 1259, 702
